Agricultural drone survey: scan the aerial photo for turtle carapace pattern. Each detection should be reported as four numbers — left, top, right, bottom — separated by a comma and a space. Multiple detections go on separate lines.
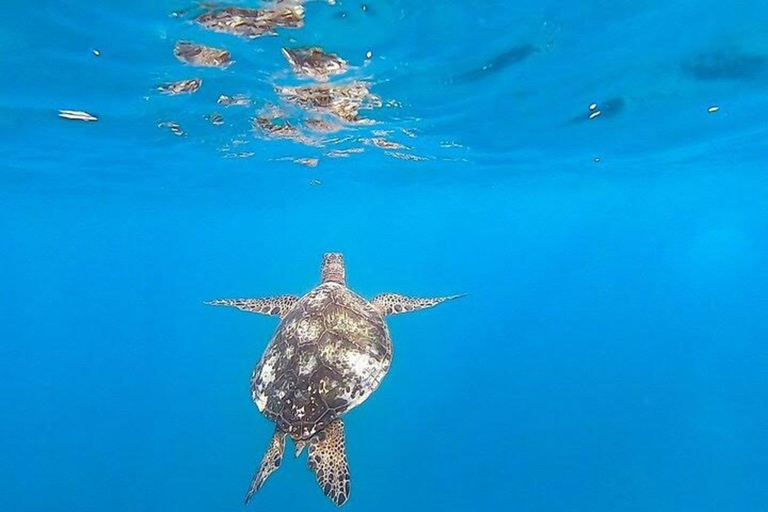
208, 253, 463, 507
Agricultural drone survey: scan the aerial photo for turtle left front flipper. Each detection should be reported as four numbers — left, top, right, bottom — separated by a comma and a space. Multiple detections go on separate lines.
308, 419, 351, 506
206, 295, 298, 319
371, 293, 464, 316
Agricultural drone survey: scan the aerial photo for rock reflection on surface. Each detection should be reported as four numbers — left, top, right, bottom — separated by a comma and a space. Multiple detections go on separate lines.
253, 116, 316, 146
327, 148, 364, 158
304, 118, 343, 134
363, 138, 408, 150
223, 151, 254, 158
386, 151, 427, 161
294, 157, 319, 167
207, 112, 225, 126
174, 41, 232, 68
153, 1, 431, 165
158, 78, 202, 95
196, 4, 304, 38
282, 47, 348, 81
158, 121, 185, 136
217, 94, 252, 107
277, 82, 381, 123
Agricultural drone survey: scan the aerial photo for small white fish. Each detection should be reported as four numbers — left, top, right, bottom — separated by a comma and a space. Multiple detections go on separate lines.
589, 110, 602, 119
58, 110, 98, 122
707, 105, 720, 113
589, 103, 598, 111
92, 49, 101, 57
366, 51, 373, 59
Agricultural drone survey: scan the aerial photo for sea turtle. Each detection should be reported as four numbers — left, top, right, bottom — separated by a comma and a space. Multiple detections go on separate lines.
208, 253, 462, 506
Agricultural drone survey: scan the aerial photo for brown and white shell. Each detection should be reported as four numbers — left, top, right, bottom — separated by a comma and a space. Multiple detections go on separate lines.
251, 282, 392, 440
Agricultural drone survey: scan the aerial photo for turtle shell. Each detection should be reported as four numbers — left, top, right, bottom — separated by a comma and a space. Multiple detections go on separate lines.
251, 283, 392, 439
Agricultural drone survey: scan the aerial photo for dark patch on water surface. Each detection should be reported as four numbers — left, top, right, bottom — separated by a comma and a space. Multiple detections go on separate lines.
568, 97, 625, 124
457, 44, 538, 82
282, 47, 348, 81
277, 82, 381, 124
157, 78, 202, 95
682, 49, 767, 81
195, 4, 305, 38
174, 41, 232, 68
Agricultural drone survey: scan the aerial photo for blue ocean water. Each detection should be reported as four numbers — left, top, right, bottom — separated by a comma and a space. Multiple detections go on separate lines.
2, 0, 768, 510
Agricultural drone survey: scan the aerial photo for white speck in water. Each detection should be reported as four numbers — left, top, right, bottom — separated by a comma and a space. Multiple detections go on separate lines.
594, 157, 602, 163
362, 4, 368, 12
366, 51, 373, 59
589, 103, 598, 111
328, 0, 335, 4
707, 105, 720, 113
589, 110, 602, 119
92, 49, 101, 57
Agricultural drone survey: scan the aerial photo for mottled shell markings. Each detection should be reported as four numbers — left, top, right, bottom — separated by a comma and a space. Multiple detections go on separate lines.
298, 352, 318, 376
250, 282, 393, 440
297, 316, 323, 344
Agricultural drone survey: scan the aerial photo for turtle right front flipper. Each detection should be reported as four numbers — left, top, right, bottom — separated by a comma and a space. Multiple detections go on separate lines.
371, 293, 464, 316
206, 296, 298, 319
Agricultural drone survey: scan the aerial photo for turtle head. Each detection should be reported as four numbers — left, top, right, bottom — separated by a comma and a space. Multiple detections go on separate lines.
321, 253, 346, 285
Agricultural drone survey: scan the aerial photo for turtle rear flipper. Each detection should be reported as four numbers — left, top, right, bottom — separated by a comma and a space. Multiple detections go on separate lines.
245, 429, 286, 504
308, 419, 350, 506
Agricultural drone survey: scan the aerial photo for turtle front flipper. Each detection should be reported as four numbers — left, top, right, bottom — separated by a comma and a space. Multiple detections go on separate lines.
371, 293, 464, 316
308, 419, 351, 506
206, 296, 298, 319
245, 428, 286, 505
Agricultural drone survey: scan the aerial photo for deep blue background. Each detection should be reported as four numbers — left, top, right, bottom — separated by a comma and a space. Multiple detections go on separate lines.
2, 0, 768, 511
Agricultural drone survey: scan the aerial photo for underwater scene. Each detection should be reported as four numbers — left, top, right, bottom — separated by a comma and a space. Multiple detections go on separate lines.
2, 0, 768, 510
